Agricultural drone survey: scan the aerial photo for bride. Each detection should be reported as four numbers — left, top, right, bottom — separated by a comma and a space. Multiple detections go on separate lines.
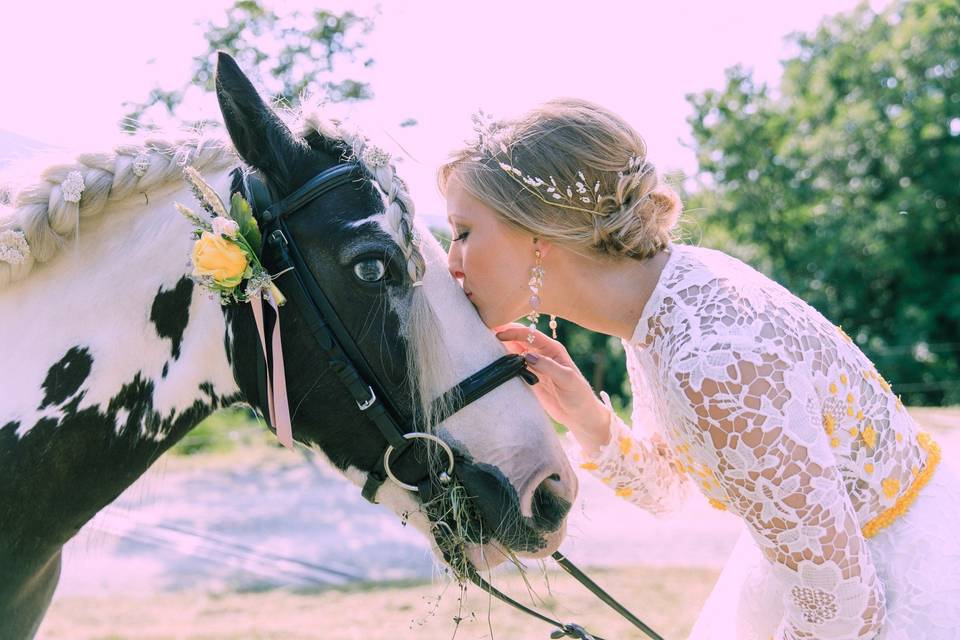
438, 98, 960, 639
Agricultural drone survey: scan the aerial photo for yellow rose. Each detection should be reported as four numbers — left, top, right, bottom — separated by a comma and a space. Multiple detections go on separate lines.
191, 231, 248, 287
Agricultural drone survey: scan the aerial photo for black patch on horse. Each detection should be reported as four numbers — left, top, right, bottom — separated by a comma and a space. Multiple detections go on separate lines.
38, 346, 92, 410
150, 277, 194, 360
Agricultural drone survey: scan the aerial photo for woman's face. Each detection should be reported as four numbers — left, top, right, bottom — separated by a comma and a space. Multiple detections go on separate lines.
445, 172, 533, 329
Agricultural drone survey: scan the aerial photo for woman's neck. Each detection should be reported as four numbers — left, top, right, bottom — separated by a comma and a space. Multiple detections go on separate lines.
542, 246, 671, 342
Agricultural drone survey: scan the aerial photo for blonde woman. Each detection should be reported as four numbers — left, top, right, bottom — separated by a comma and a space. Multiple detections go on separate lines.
439, 98, 960, 639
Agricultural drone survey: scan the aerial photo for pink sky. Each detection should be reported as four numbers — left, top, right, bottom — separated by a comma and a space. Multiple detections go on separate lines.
0, 0, 887, 226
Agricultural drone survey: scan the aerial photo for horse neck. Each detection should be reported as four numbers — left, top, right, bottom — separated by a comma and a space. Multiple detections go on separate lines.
0, 166, 243, 552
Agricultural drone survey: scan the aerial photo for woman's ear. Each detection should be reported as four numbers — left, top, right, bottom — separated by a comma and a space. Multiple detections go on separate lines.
534, 236, 554, 258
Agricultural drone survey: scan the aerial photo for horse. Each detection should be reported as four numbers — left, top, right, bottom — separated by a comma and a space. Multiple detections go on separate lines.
0, 53, 578, 639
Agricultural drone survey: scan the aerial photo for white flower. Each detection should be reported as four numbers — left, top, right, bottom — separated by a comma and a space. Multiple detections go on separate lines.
132, 152, 151, 177
0, 229, 30, 265
212, 216, 240, 238
61, 170, 85, 203
776, 559, 877, 637
360, 145, 391, 169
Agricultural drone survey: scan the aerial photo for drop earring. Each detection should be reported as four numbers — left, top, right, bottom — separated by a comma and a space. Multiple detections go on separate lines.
549, 314, 558, 340
526, 239, 544, 345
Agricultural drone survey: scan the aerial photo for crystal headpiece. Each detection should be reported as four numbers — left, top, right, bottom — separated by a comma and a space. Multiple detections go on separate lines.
469, 109, 646, 216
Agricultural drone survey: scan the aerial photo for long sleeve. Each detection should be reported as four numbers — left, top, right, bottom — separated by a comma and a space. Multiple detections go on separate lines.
566, 359, 691, 516
671, 343, 887, 639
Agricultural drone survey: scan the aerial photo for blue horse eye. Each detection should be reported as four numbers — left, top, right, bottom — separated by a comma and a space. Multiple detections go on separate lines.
354, 259, 386, 283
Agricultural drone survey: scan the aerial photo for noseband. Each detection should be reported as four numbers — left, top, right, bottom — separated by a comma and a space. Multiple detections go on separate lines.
230, 163, 665, 640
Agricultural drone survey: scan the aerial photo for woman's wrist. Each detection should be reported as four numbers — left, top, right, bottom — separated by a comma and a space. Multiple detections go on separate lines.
572, 400, 615, 458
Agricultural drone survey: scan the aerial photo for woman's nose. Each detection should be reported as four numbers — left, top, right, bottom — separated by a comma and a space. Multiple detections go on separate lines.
447, 248, 463, 282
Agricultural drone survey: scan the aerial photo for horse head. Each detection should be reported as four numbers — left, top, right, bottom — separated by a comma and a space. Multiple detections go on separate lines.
213, 53, 578, 572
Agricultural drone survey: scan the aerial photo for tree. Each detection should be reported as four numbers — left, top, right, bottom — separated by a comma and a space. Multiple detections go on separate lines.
123, 0, 375, 131
685, 0, 960, 405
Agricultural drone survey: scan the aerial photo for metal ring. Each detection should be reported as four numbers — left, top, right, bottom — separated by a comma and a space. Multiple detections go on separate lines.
383, 432, 455, 492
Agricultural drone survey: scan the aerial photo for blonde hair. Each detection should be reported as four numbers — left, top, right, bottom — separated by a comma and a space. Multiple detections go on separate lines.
438, 98, 682, 261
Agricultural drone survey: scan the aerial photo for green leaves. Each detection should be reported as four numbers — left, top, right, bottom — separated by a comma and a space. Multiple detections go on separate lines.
683, 0, 960, 405
230, 192, 262, 255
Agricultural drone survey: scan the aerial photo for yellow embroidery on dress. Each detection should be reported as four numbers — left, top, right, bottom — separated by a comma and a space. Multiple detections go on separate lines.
882, 477, 901, 499
580, 462, 599, 471
840, 373, 848, 385
846, 392, 854, 404
864, 463, 874, 474
862, 424, 877, 449
830, 437, 840, 448
830, 383, 838, 395
856, 409, 864, 420
823, 413, 837, 436
849, 427, 859, 437
619, 437, 632, 455
823, 413, 836, 434
862, 432, 941, 539
896, 432, 903, 443
708, 498, 727, 511
615, 487, 633, 498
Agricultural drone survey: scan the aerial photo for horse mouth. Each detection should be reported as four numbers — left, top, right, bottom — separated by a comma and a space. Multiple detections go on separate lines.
419, 473, 570, 576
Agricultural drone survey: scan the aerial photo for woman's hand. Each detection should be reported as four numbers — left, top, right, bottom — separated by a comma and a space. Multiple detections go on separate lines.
494, 322, 613, 455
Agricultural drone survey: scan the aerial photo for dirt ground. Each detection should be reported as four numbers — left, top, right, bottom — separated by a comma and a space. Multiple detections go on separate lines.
39, 564, 717, 640
35, 407, 960, 640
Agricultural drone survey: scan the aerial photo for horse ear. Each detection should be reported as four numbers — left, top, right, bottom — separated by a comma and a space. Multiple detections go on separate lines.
214, 51, 307, 184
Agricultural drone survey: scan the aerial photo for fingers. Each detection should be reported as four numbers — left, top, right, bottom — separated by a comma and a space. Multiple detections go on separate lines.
522, 350, 569, 380
494, 324, 568, 363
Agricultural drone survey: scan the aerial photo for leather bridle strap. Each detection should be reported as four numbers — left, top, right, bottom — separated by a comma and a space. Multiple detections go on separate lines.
235, 165, 538, 503
434, 525, 666, 640
232, 164, 663, 640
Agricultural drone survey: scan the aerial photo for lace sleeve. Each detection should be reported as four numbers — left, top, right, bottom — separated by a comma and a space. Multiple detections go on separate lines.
566, 389, 691, 516
673, 344, 887, 639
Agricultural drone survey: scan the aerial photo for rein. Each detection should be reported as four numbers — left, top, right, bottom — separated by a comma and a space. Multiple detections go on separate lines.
229, 163, 667, 640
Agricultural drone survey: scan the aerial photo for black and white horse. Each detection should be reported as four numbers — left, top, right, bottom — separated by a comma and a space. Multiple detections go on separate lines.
0, 54, 577, 639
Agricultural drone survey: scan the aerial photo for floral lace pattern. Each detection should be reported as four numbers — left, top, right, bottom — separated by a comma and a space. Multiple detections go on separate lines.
573, 242, 959, 639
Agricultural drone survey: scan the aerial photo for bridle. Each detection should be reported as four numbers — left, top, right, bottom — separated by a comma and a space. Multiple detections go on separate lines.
230, 162, 666, 640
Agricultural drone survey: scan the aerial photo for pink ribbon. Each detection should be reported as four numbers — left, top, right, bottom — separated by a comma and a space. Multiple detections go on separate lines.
249, 291, 294, 449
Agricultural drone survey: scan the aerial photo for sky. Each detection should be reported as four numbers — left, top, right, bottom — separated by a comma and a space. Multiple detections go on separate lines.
0, 0, 889, 227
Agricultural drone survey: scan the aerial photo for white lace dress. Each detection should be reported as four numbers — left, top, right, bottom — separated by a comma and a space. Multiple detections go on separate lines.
567, 242, 960, 640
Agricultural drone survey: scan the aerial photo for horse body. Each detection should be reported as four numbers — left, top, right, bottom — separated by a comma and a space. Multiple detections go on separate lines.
0, 167, 243, 638
0, 53, 577, 639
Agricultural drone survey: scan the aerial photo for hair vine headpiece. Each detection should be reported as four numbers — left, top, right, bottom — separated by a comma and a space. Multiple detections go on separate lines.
469, 108, 644, 216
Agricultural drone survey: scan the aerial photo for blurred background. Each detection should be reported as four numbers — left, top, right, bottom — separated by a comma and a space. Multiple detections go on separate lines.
2, 0, 959, 638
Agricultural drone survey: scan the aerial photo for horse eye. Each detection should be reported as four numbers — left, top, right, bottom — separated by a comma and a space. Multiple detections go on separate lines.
353, 258, 386, 283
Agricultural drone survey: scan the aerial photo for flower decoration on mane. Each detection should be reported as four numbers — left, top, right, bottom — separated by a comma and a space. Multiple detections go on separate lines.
175, 167, 285, 306
61, 171, 85, 204
469, 108, 643, 216
0, 229, 31, 265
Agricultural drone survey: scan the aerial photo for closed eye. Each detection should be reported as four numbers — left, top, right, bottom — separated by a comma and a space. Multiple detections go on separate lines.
451, 231, 469, 242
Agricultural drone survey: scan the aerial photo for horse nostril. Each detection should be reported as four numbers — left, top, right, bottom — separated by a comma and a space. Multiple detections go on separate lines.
531, 477, 572, 533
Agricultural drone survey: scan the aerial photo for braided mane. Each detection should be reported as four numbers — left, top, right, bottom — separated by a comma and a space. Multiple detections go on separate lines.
0, 103, 454, 438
